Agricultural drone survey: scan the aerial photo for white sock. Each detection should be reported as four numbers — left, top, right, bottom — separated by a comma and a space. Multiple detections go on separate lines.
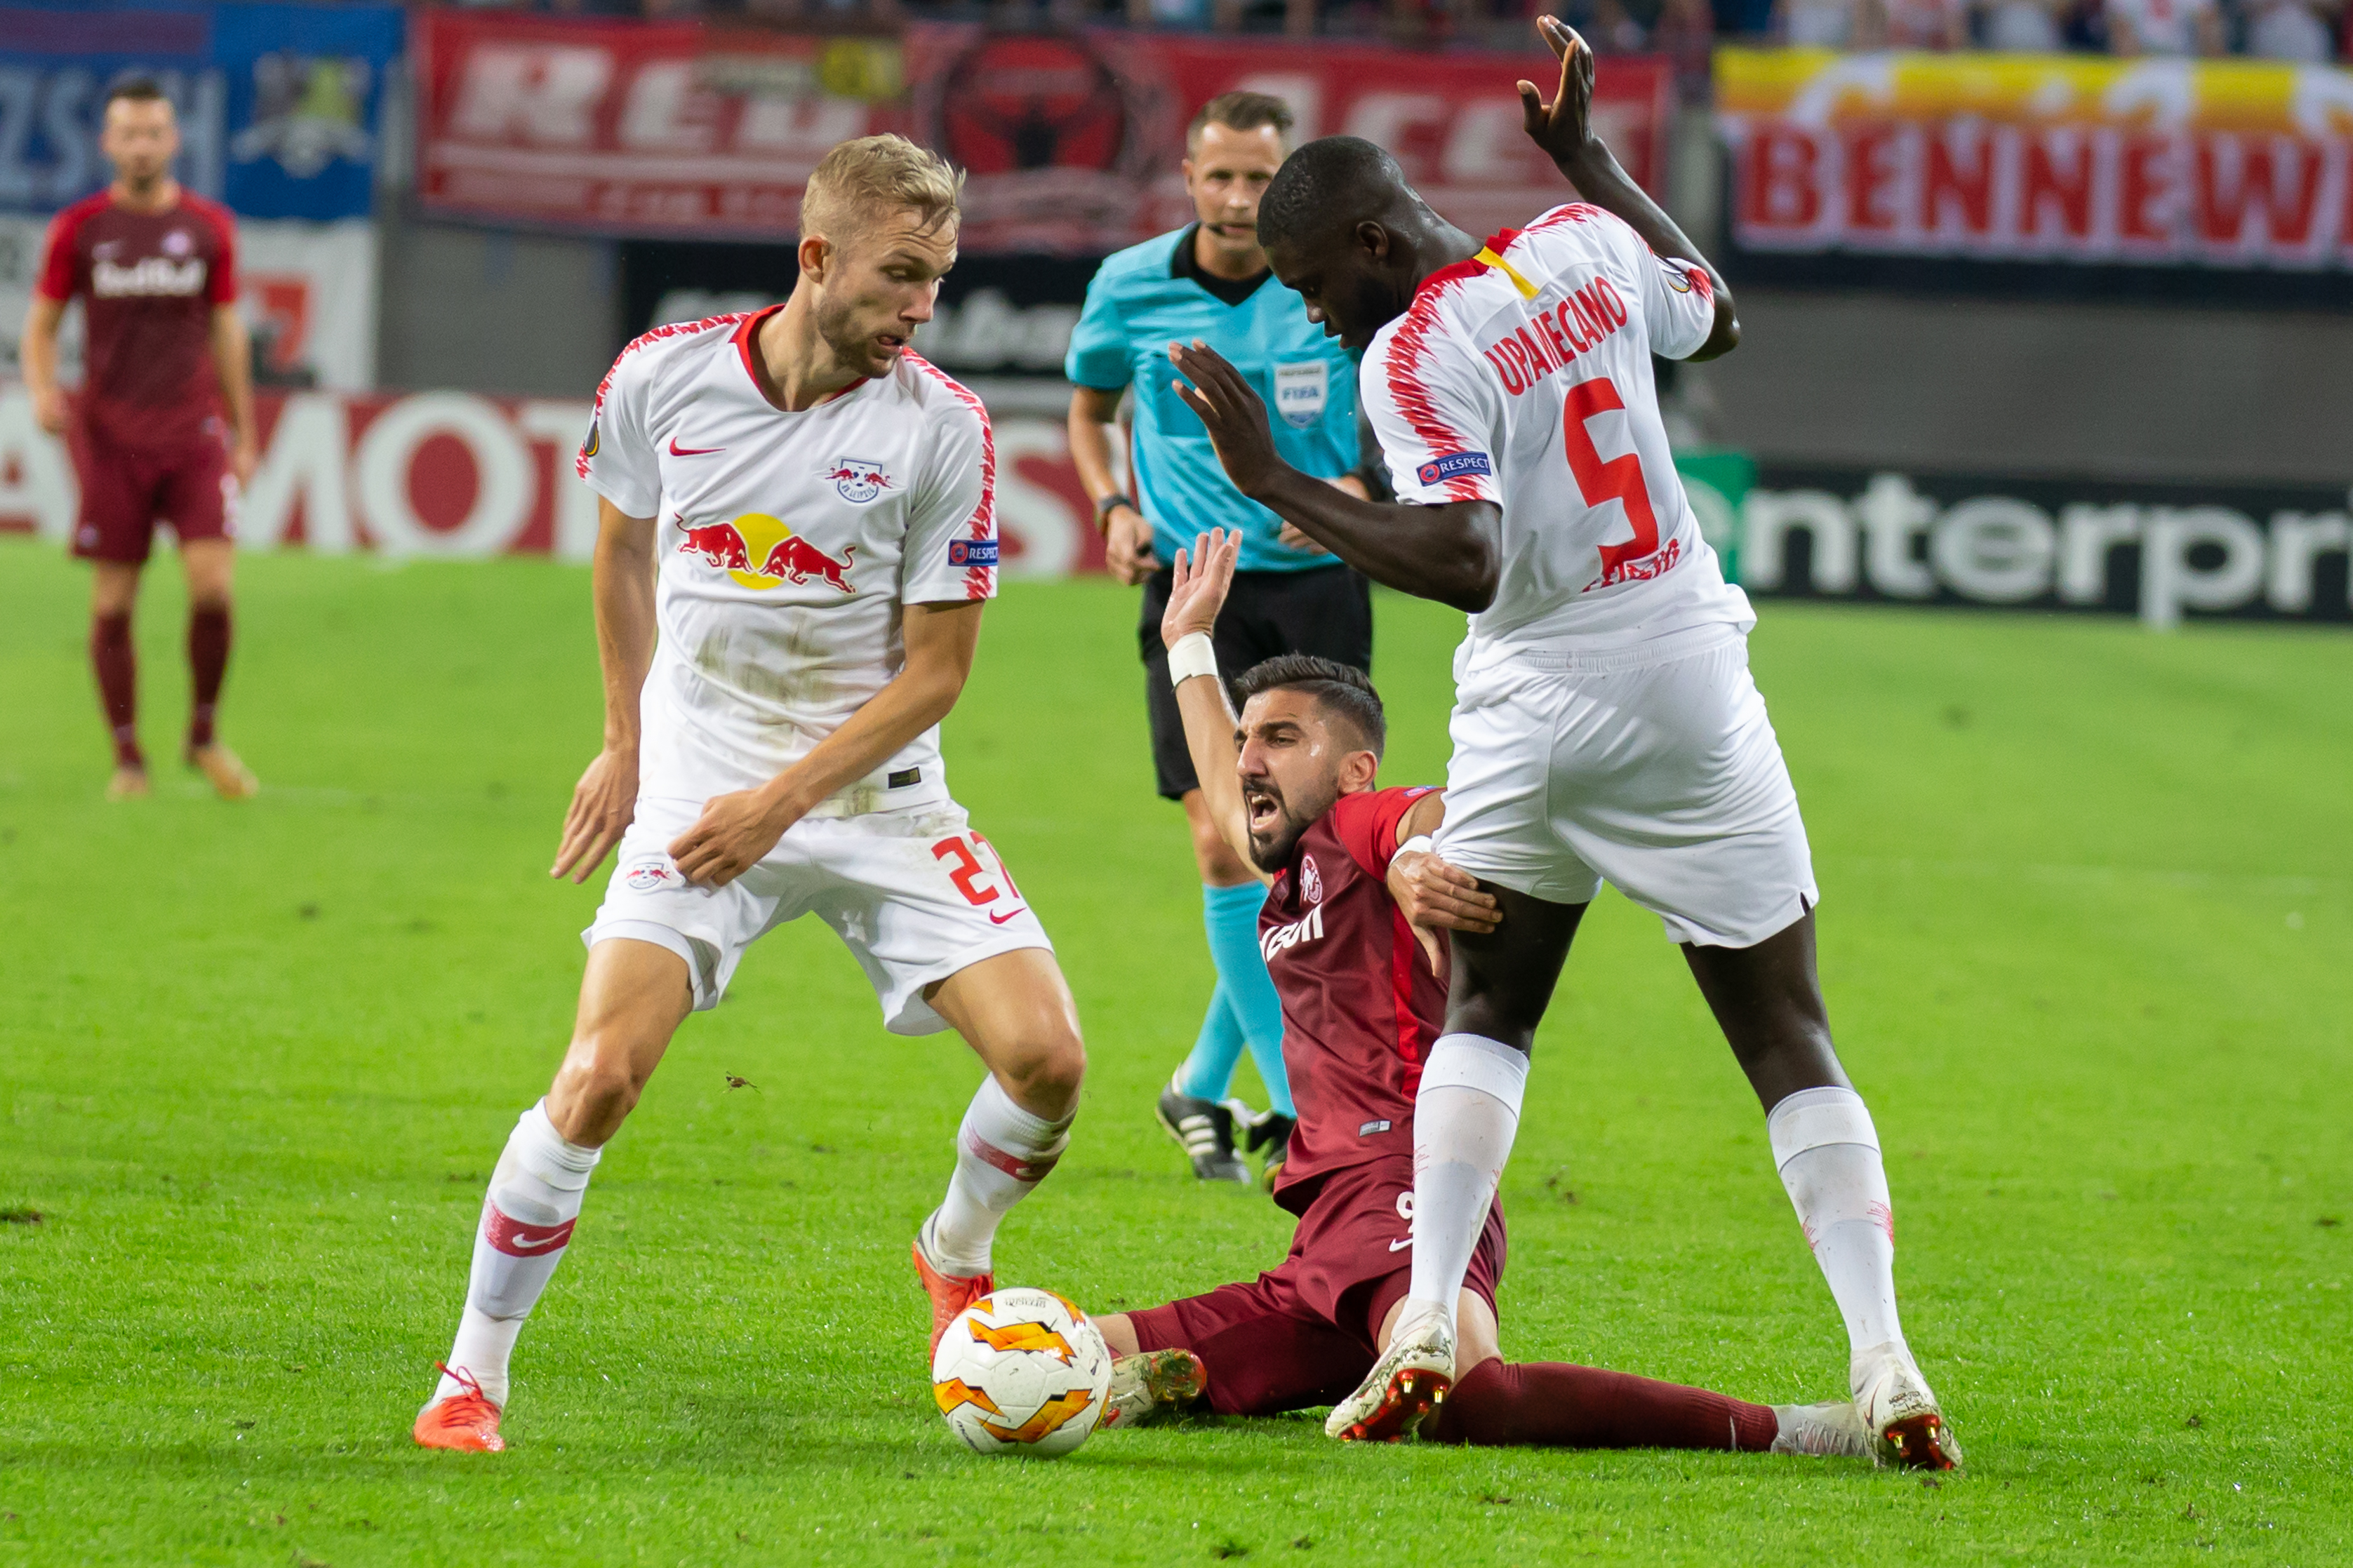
434, 1100, 602, 1407
926, 1074, 1073, 1277
1768, 1086, 1907, 1369
1404, 1033, 1529, 1339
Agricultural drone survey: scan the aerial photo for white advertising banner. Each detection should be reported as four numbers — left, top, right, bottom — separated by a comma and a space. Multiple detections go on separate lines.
0, 383, 1088, 575
0, 215, 377, 391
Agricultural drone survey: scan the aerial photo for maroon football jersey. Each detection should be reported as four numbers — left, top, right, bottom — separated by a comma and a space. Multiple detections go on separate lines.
1260, 784, 1448, 1211
36, 189, 237, 452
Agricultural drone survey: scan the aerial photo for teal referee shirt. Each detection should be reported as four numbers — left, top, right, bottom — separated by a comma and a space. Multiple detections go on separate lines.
1065, 225, 1361, 573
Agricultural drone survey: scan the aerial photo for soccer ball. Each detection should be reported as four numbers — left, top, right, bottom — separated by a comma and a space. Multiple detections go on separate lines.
931, 1287, 1113, 1458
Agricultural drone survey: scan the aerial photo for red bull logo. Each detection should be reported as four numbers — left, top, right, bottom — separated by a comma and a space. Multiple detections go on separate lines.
825, 456, 893, 504
676, 513, 855, 593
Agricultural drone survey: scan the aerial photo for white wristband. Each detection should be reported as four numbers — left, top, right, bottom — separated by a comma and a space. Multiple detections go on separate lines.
1166, 631, 1219, 686
1397, 834, 1436, 859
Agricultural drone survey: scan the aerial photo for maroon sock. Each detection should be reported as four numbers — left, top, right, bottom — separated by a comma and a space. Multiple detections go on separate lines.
187, 604, 230, 749
91, 610, 142, 770
1421, 1358, 1780, 1452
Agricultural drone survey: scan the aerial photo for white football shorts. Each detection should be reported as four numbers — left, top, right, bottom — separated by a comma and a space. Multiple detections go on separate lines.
1436, 624, 1818, 949
586, 796, 1053, 1033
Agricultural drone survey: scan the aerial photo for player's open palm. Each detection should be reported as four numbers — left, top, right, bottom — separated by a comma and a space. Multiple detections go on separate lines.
1163, 528, 1241, 648
1170, 340, 1281, 496
1387, 849, 1502, 974
1518, 16, 1597, 167
552, 746, 638, 884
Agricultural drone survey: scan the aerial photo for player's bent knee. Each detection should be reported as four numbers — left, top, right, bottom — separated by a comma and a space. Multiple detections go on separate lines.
1001, 1028, 1086, 1113
547, 1032, 662, 1144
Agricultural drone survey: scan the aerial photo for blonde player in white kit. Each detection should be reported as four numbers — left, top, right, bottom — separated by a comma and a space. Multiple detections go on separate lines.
413, 138, 1088, 1453
1169, 21, 1959, 1468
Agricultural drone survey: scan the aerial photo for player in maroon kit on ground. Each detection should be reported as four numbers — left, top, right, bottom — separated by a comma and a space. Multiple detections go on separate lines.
20, 79, 260, 801
1072, 528, 1870, 1457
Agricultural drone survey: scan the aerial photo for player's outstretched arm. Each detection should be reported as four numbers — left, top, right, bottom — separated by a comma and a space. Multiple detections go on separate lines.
1160, 530, 1270, 885
1518, 16, 1738, 361
552, 498, 659, 883
667, 599, 983, 888
1169, 344, 1502, 612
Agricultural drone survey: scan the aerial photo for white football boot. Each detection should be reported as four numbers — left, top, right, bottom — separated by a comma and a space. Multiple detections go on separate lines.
1769, 1399, 1875, 1457
1852, 1341, 1963, 1470
1098, 1348, 1207, 1431
1324, 1301, 1453, 1442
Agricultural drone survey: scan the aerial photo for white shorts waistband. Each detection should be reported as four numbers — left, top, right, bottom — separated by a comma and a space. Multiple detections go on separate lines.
1465, 620, 1747, 678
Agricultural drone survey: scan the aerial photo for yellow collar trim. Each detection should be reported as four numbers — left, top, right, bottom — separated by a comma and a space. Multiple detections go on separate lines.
1475, 245, 1538, 300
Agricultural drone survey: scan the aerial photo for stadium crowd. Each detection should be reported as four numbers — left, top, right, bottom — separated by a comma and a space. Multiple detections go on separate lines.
420, 0, 2350, 60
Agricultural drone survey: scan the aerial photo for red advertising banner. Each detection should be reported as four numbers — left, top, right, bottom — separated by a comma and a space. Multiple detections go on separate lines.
907, 27, 1672, 253
415, 11, 907, 236
413, 11, 1670, 251
1719, 48, 2353, 270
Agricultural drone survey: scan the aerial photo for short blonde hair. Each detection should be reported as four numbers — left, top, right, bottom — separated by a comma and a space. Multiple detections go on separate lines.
800, 135, 964, 243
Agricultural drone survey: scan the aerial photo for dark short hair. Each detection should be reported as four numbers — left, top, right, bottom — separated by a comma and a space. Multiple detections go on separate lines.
1258, 135, 1399, 253
1232, 654, 1386, 758
1187, 91, 1294, 154
106, 77, 169, 110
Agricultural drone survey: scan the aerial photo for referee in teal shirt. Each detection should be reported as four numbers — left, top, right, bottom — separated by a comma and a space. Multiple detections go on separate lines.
1066, 91, 1373, 1194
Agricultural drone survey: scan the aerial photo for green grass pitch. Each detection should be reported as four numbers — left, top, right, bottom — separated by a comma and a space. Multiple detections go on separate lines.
1, 538, 2349, 1565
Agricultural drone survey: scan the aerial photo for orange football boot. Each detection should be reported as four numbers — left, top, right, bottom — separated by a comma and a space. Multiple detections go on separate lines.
912, 1235, 994, 1357
413, 1362, 505, 1452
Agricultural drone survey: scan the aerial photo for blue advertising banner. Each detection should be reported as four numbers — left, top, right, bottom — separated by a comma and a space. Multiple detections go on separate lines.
0, 0, 401, 220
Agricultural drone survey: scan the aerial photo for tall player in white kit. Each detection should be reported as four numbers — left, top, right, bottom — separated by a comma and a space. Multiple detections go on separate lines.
1169, 22, 1959, 1466
413, 138, 1088, 1452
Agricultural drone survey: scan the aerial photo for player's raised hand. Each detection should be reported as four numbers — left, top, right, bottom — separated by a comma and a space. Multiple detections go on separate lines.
1518, 15, 1599, 168
1169, 340, 1281, 497
667, 787, 792, 890
1387, 849, 1502, 974
552, 746, 639, 883
1163, 528, 1241, 648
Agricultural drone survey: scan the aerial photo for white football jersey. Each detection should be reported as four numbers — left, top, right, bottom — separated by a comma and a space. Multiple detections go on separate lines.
577, 309, 998, 809
1361, 203, 1753, 657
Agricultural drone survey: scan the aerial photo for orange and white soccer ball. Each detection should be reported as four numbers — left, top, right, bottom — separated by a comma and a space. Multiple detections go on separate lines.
931, 1287, 1113, 1458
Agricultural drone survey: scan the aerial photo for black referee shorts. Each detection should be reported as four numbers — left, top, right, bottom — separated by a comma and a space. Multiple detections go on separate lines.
1139, 562, 1374, 800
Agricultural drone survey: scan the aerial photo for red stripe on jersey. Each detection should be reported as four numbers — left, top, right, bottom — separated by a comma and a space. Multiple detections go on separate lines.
1385, 268, 1487, 502
903, 351, 999, 599
1526, 202, 1604, 234
578, 309, 750, 479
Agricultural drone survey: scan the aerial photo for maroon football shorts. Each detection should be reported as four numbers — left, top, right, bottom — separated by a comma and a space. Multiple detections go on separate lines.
1125, 1153, 1507, 1417
69, 422, 234, 565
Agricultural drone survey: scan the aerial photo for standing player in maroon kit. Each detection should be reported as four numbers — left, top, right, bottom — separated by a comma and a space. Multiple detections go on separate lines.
1076, 528, 1869, 1457
20, 79, 260, 800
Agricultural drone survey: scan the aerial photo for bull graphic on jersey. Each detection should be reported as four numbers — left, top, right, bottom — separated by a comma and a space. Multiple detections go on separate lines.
676, 512, 855, 593
825, 457, 893, 503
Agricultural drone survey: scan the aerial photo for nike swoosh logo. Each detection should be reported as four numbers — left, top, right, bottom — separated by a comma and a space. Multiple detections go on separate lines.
669, 438, 723, 456
1387, 1238, 1413, 1252
509, 1231, 568, 1250
989, 907, 1028, 925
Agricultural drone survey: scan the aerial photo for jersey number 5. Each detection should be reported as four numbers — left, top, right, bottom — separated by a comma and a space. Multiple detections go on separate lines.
1561, 375, 1672, 589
